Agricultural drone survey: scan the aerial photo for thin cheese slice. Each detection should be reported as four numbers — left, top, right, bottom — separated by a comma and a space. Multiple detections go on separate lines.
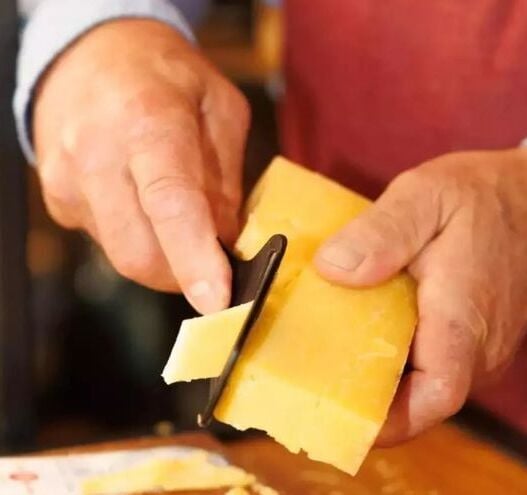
163, 157, 417, 475
82, 451, 255, 495
162, 301, 253, 383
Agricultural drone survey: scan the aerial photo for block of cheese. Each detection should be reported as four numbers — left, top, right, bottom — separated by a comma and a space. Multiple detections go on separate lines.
215, 267, 415, 474
162, 302, 253, 382
163, 157, 417, 475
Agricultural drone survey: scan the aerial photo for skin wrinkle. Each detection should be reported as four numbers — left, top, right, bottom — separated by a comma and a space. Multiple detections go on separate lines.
127, 109, 200, 155
153, 49, 207, 103
386, 173, 443, 258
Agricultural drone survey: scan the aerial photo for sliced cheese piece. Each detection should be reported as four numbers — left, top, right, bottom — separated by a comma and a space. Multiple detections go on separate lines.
82, 451, 255, 495
164, 156, 417, 475
162, 301, 253, 383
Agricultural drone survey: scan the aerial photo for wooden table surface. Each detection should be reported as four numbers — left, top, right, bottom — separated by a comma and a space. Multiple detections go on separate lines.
47, 422, 527, 495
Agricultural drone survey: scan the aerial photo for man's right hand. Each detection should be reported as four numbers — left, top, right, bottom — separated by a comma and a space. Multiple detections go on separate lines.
34, 19, 250, 314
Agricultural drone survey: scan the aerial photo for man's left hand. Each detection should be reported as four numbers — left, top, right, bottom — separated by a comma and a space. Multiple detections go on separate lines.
315, 149, 527, 445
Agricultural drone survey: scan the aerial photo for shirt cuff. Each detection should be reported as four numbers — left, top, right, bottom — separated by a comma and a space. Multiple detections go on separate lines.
14, 0, 196, 165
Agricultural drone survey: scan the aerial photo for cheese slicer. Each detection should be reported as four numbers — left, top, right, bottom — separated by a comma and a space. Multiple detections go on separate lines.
197, 233, 288, 427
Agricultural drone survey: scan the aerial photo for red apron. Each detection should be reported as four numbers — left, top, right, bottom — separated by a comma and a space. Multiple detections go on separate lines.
281, 0, 527, 432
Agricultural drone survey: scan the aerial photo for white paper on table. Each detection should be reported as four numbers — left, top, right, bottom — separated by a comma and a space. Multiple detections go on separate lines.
0, 445, 226, 495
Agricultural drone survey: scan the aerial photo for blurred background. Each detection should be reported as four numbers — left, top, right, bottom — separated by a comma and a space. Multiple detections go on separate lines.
1, 0, 282, 452
0, 0, 525, 460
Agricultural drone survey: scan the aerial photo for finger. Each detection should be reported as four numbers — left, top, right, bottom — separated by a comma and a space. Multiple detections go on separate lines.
315, 170, 448, 286
376, 233, 484, 445
81, 162, 179, 293
201, 82, 250, 245
129, 119, 232, 314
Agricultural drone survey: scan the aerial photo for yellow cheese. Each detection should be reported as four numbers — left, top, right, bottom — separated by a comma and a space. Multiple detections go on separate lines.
162, 302, 253, 382
164, 157, 417, 475
82, 451, 255, 494
226, 488, 251, 495
237, 157, 370, 288
215, 267, 415, 474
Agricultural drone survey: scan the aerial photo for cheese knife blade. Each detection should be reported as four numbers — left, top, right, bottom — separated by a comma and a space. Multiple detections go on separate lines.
197, 233, 287, 427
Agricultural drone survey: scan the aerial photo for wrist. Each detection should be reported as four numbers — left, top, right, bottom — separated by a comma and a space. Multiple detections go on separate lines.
39, 18, 191, 86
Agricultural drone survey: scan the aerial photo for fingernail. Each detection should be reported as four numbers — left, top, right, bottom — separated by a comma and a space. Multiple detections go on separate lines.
188, 280, 230, 314
318, 241, 365, 271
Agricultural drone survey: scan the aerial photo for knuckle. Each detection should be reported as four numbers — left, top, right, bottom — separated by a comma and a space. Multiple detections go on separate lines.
122, 88, 199, 151
210, 81, 251, 129
371, 208, 400, 235
45, 205, 73, 229
229, 88, 251, 127
391, 168, 424, 188
61, 120, 87, 157
128, 109, 198, 154
140, 175, 198, 223
122, 85, 196, 120
412, 155, 468, 204
39, 157, 68, 197
367, 209, 414, 252
39, 170, 62, 201
391, 168, 436, 200
167, 60, 204, 95
39, 167, 82, 229
41, 194, 78, 229
122, 86, 174, 118
148, 51, 205, 96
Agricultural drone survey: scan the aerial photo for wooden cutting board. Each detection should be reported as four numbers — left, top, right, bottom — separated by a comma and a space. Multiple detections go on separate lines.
45, 423, 527, 495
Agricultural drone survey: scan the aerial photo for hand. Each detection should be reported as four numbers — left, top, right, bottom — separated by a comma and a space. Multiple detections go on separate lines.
34, 19, 250, 314
315, 149, 527, 445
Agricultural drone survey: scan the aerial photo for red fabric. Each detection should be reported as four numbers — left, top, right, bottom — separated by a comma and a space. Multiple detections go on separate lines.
281, 1, 527, 431
474, 340, 527, 432
281, 0, 527, 197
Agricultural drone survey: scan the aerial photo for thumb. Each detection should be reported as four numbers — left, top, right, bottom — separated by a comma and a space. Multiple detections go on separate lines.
315, 171, 445, 286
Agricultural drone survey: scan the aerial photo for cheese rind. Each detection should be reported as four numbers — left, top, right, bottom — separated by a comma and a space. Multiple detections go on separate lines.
163, 157, 417, 475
